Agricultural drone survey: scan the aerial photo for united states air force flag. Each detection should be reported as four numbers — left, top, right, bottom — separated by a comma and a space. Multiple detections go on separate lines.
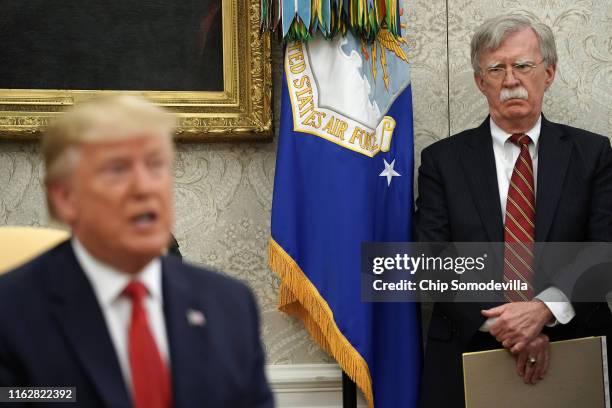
269, 22, 422, 408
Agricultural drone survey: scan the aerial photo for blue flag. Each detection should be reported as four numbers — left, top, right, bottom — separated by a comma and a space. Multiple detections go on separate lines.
269, 31, 421, 407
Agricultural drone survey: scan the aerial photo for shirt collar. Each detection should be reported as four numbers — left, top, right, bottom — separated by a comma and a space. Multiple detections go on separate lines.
490, 115, 541, 159
72, 238, 162, 307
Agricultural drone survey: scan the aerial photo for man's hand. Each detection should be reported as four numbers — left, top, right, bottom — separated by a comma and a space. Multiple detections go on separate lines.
515, 334, 550, 384
482, 301, 553, 353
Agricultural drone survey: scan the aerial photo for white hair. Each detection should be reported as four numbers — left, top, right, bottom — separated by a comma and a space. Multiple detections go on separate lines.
470, 14, 558, 73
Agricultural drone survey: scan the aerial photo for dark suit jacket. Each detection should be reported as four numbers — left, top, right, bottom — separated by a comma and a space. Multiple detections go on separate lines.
0, 240, 273, 408
415, 116, 612, 408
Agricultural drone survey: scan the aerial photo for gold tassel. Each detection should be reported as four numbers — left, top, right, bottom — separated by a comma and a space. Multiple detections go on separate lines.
268, 238, 375, 408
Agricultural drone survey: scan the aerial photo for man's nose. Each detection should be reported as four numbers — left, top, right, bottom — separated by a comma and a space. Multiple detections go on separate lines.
502, 67, 520, 87
131, 163, 158, 195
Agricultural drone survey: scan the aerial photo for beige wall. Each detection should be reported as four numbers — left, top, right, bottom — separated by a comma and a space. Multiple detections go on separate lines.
0, 0, 610, 365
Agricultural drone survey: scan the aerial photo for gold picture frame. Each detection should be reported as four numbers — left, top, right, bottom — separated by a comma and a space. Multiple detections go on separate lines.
0, 0, 272, 142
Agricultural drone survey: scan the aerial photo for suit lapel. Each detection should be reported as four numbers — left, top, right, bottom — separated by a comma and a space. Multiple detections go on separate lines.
162, 258, 210, 408
535, 117, 572, 242
459, 118, 504, 242
45, 242, 131, 408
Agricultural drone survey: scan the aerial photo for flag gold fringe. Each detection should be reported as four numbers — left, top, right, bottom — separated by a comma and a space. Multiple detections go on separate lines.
268, 237, 374, 408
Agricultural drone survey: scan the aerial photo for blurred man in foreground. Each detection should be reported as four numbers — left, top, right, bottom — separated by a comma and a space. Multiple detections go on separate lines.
416, 15, 612, 407
0, 95, 273, 408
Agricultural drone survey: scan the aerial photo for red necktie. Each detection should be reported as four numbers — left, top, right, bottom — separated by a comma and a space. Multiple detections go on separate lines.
503, 133, 535, 302
123, 281, 172, 408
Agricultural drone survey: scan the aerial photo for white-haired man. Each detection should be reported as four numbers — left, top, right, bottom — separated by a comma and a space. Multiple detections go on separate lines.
0, 95, 273, 408
416, 15, 612, 407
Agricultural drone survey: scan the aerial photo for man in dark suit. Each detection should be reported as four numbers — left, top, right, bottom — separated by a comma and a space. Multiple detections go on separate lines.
416, 15, 612, 407
0, 95, 273, 408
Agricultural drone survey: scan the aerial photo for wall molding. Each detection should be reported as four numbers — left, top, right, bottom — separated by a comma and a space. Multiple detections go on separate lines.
266, 364, 367, 407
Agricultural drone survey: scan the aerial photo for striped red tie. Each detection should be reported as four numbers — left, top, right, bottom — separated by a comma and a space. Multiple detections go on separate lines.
503, 133, 535, 302
124, 281, 173, 408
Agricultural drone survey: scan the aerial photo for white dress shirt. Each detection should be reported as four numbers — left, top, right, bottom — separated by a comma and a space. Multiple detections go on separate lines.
72, 238, 170, 393
479, 117, 575, 332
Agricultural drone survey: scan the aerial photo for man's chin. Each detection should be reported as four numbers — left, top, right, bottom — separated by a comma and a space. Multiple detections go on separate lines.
123, 236, 169, 258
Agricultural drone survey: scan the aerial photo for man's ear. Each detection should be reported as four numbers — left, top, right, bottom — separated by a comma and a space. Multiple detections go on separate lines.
47, 180, 77, 225
544, 63, 556, 90
474, 72, 486, 94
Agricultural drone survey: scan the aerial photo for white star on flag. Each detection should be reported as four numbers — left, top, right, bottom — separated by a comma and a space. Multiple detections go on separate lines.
379, 158, 401, 186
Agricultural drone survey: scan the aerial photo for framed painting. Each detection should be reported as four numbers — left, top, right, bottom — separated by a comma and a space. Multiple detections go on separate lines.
0, 0, 272, 141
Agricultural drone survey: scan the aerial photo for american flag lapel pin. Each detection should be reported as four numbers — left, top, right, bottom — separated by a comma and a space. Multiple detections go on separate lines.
186, 309, 206, 327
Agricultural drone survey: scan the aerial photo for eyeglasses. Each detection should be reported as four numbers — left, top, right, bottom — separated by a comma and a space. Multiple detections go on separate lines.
482, 59, 545, 80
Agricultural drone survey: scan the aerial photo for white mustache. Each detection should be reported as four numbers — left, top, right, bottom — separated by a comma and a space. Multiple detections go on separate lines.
500, 87, 528, 102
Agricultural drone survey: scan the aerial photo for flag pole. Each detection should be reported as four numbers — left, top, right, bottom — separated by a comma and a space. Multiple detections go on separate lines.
342, 371, 357, 407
